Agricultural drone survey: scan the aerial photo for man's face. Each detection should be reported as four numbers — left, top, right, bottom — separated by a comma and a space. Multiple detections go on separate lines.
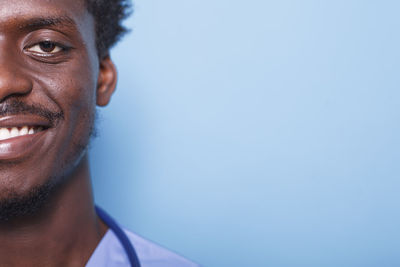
0, 0, 114, 207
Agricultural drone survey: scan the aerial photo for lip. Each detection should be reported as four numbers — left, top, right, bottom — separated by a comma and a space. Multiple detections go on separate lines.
0, 115, 51, 128
0, 115, 52, 160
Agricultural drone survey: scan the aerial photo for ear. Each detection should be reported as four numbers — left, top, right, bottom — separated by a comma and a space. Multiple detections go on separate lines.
96, 55, 117, 106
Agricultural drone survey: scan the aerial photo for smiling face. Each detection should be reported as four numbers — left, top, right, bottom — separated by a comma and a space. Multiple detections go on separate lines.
0, 0, 116, 215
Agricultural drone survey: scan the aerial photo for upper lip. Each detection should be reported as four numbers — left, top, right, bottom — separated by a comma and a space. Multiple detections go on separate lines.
0, 115, 52, 129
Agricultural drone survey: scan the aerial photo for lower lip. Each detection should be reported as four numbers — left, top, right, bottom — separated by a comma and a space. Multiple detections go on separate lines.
0, 130, 48, 160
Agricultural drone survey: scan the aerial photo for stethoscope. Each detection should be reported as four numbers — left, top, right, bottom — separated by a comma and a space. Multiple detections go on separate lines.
96, 206, 141, 267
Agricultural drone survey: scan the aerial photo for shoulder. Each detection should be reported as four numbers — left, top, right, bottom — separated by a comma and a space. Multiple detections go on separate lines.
124, 229, 200, 267
86, 228, 200, 267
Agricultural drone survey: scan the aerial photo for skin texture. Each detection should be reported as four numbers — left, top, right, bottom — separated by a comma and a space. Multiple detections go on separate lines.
0, 0, 117, 266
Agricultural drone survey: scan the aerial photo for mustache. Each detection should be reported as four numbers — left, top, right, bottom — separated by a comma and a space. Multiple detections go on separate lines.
0, 100, 64, 126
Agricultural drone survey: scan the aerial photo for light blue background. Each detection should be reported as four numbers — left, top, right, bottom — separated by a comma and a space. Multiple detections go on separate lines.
89, 1, 400, 266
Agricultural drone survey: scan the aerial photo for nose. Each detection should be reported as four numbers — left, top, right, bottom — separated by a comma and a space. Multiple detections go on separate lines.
0, 51, 32, 102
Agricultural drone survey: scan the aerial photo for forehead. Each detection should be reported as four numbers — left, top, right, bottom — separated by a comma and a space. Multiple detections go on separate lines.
0, 0, 90, 32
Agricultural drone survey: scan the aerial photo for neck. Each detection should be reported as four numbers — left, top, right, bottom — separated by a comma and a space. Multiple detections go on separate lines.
0, 155, 107, 267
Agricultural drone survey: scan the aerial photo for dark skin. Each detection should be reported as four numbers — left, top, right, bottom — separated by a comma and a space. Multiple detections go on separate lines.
0, 0, 117, 266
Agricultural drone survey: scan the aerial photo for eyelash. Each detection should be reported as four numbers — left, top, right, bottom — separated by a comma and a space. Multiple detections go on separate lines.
26, 41, 70, 55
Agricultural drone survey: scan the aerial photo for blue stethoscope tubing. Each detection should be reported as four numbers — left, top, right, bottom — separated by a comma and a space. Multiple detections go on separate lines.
96, 206, 141, 267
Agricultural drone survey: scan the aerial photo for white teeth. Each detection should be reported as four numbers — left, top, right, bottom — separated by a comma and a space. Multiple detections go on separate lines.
10, 127, 19, 138
0, 128, 9, 141
0, 126, 44, 141
20, 126, 28, 136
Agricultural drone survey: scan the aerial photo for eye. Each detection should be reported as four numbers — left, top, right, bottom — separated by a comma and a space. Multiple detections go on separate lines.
27, 41, 64, 54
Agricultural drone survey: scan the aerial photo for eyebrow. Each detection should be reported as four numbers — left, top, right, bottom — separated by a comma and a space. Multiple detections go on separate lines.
18, 16, 77, 31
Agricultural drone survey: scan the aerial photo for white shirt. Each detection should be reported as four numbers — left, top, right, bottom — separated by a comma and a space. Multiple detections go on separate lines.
85, 228, 199, 267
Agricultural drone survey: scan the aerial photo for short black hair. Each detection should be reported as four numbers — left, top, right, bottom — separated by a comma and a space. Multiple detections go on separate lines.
86, 0, 132, 58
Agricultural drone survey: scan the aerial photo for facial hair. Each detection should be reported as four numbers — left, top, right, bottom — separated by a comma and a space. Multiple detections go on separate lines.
0, 100, 97, 222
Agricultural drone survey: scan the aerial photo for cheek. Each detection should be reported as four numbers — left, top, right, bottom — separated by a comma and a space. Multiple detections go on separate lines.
59, 62, 98, 111
57, 61, 98, 143
30, 54, 99, 155
34, 57, 99, 119
37, 61, 98, 176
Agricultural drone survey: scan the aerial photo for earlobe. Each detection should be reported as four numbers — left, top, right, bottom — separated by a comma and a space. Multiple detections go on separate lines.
96, 55, 117, 107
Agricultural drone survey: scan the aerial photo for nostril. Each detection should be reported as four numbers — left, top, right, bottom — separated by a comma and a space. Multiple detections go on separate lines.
0, 71, 33, 102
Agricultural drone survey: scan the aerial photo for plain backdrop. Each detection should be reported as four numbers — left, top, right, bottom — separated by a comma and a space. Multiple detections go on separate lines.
89, 1, 400, 266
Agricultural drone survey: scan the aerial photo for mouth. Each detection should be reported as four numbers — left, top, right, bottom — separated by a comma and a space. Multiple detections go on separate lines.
0, 115, 53, 160
0, 126, 47, 141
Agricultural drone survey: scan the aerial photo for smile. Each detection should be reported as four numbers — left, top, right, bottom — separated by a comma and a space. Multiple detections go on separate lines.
0, 115, 53, 160
0, 126, 45, 141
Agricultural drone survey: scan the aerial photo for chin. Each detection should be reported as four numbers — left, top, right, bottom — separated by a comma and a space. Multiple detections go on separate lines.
0, 175, 56, 222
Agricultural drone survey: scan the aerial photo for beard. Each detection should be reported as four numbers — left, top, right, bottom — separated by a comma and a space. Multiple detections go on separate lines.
0, 180, 55, 222
0, 101, 99, 223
